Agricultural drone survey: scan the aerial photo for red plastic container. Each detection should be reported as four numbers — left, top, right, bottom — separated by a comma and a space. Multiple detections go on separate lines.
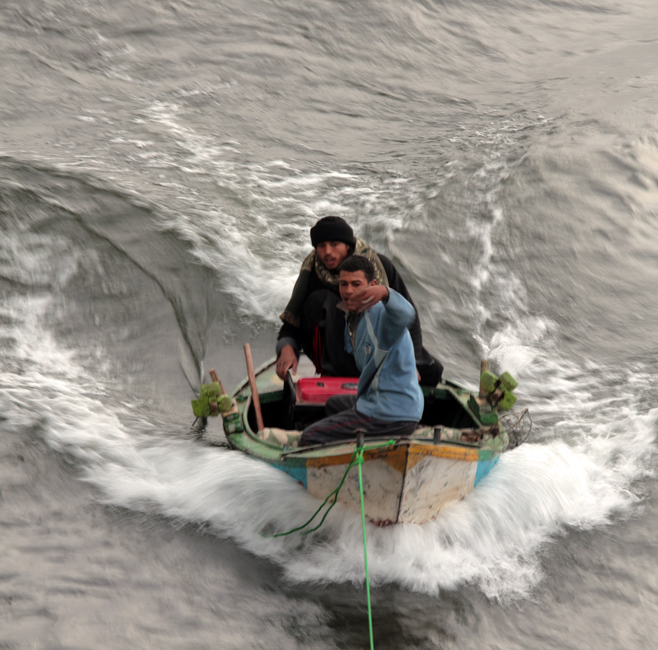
296, 377, 359, 404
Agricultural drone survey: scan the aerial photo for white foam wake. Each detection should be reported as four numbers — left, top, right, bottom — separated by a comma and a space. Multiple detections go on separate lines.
82, 412, 657, 601
2, 113, 656, 601
2, 293, 655, 601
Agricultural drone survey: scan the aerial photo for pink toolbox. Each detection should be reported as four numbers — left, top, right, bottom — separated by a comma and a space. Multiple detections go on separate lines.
296, 377, 359, 404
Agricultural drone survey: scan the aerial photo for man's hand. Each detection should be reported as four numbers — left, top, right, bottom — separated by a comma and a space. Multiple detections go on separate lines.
351, 285, 389, 312
276, 345, 298, 380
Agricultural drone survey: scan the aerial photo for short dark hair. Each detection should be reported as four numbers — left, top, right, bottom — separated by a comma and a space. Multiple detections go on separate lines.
337, 255, 375, 283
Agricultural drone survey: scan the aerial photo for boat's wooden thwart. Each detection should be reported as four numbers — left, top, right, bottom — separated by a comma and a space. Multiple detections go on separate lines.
195, 354, 526, 525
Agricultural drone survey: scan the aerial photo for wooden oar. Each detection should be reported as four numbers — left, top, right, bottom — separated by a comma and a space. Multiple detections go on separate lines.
243, 344, 264, 432
479, 359, 489, 398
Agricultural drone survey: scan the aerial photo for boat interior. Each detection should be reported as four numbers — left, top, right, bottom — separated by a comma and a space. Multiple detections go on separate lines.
243, 365, 480, 436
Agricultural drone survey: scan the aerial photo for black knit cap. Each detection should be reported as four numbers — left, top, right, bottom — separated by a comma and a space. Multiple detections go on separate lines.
310, 216, 355, 248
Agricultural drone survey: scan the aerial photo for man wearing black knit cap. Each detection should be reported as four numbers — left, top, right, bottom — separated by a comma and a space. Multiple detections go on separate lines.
276, 216, 443, 386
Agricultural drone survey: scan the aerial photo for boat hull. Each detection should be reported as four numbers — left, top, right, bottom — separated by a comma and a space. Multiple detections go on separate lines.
268, 441, 498, 524
206, 355, 507, 525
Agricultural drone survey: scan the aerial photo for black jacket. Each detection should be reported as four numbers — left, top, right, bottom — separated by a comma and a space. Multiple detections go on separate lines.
277, 253, 443, 386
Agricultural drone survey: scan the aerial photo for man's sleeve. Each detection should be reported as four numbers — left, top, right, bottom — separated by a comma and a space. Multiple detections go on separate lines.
378, 254, 424, 357
277, 262, 315, 359
378, 289, 416, 349
276, 322, 301, 358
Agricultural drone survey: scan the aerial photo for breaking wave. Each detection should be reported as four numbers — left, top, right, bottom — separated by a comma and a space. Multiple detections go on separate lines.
1, 290, 655, 601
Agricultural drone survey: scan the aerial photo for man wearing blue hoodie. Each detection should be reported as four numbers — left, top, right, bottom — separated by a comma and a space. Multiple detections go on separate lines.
300, 255, 424, 446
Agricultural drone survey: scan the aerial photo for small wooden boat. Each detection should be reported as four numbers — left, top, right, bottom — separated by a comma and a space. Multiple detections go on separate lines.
194, 353, 528, 526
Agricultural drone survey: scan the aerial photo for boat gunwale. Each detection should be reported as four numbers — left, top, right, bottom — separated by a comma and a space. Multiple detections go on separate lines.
228, 395, 496, 464
225, 356, 504, 463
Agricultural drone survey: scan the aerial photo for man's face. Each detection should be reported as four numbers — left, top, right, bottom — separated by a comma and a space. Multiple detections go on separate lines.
316, 241, 350, 270
339, 270, 376, 311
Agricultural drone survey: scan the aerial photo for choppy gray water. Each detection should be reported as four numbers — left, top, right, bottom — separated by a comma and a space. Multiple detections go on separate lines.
2, 0, 658, 648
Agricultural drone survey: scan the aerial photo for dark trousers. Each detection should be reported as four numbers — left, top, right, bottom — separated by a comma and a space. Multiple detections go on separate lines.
300, 394, 418, 446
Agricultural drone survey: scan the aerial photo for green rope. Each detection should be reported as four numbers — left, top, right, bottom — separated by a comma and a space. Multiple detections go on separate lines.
261, 439, 394, 539
356, 441, 375, 650
262, 438, 394, 650
263, 449, 359, 538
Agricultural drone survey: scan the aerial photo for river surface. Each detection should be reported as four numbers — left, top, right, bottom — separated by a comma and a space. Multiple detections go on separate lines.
2, 1, 658, 648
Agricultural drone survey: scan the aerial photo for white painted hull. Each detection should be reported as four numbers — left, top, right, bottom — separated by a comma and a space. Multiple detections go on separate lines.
305, 442, 497, 525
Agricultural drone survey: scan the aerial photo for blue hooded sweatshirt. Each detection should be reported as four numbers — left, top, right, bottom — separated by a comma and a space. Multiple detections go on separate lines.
344, 288, 424, 422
